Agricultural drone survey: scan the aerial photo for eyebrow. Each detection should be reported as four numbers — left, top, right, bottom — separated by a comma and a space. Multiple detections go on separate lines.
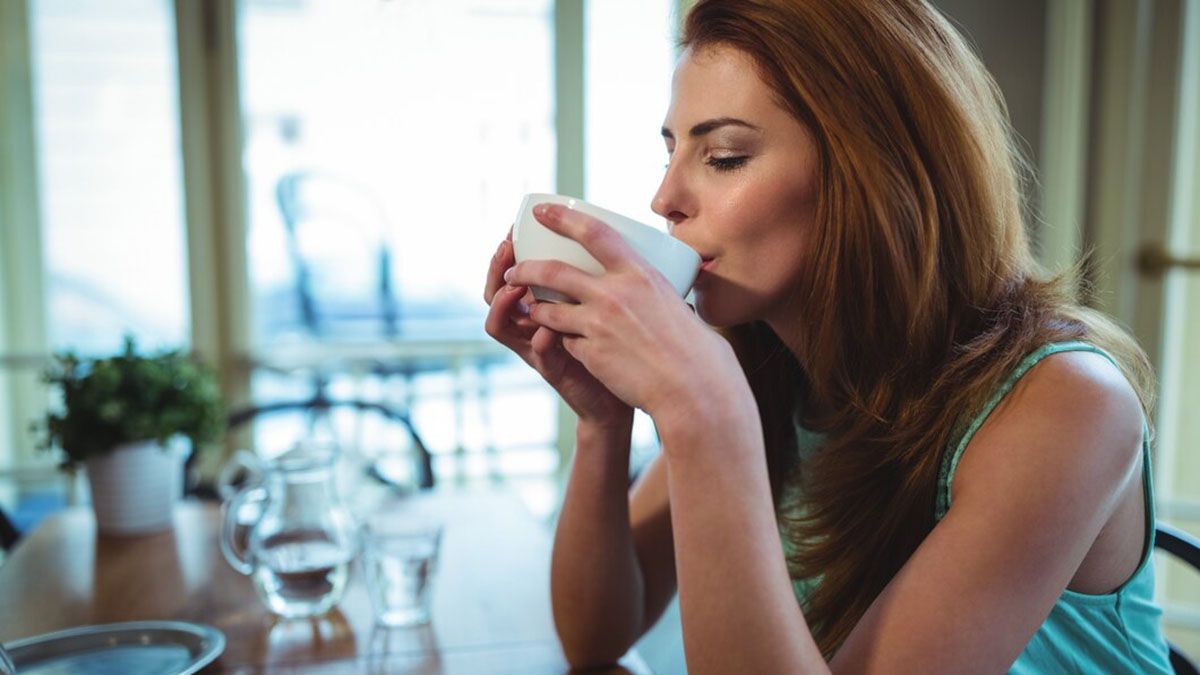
660, 117, 761, 140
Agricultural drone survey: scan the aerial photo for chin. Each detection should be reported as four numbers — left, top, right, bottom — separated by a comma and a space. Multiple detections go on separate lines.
693, 290, 752, 328
693, 274, 786, 328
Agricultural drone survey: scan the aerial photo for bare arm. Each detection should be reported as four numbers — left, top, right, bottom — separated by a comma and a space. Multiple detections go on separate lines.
829, 351, 1144, 673
656, 351, 1143, 674
659, 388, 825, 674
550, 416, 678, 668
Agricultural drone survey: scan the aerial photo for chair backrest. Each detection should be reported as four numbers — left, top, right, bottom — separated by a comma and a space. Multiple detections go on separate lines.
0, 507, 20, 552
1156, 522, 1200, 675
196, 393, 436, 494
0, 474, 77, 555
275, 171, 401, 338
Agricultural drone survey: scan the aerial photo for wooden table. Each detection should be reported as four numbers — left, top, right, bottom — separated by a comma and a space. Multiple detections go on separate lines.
0, 488, 649, 674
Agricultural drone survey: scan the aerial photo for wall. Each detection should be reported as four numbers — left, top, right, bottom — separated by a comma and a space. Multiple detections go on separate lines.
934, 0, 1050, 203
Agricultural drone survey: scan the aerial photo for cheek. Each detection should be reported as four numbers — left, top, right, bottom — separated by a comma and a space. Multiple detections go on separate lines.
693, 159, 817, 324
723, 160, 816, 240
726, 199, 812, 284
699, 197, 814, 324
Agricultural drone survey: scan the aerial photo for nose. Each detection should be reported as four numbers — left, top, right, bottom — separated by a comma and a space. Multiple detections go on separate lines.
651, 160, 692, 227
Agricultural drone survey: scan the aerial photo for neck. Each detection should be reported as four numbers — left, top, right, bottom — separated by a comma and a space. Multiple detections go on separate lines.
763, 314, 839, 424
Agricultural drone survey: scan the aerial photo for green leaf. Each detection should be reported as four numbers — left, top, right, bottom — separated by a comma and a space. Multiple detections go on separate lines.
35, 334, 227, 468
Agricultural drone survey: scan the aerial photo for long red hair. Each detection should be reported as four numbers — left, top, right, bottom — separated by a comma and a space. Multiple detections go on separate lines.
682, 0, 1155, 656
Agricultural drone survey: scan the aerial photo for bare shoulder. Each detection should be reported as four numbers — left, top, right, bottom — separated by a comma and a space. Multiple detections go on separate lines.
1027, 349, 1143, 417
952, 349, 1145, 509
832, 351, 1148, 671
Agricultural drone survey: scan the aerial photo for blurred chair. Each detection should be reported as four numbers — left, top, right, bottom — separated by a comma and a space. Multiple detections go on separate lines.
0, 508, 19, 552
187, 386, 435, 499
0, 465, 77, 553
276, 171, 402, 340
229, 386, 435, 490
1157, 522, 1200, 675
271, 171, 506, 483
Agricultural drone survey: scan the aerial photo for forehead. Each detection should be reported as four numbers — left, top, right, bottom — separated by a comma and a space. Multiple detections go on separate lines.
665, 45, 785, 127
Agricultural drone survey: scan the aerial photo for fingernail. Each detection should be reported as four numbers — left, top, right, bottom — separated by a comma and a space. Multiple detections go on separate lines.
533, 204, 547, 217
503, 268, 513, 283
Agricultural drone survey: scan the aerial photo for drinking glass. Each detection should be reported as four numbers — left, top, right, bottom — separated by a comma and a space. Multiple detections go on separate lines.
360, 515, 443, 627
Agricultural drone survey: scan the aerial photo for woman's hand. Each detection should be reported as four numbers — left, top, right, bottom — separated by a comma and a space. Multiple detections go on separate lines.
503, 203, 747, 428
484, 227, 632, 427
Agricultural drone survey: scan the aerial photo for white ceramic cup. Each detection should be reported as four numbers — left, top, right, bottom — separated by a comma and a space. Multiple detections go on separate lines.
512, 193, 701, 303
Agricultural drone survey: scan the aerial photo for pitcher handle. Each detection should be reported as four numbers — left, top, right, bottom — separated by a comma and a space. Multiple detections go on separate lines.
220, 484, 267, 576
217, 449, 264, 501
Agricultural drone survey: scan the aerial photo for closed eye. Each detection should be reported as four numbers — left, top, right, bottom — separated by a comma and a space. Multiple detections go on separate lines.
706, 156, 749, 172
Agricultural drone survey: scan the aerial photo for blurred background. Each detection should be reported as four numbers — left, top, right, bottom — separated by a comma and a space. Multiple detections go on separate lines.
0, 0, 1197, 663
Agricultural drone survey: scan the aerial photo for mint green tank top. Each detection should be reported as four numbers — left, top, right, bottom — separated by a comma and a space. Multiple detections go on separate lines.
938, 341, 1172, 673
787, 341, 1174, 673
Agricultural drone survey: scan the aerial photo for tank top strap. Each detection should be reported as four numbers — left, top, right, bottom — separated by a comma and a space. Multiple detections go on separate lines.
934, 341, 1135, 521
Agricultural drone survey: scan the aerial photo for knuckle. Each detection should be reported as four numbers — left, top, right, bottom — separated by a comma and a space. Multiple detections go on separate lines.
584, 314, 603, 336
630, 265, 655, 287
597, 287, 623, 312
546, 261, 576, 289
600, 283, 628, 307
484, 313, 501, 338
568, 338, 588, 360
580, 220, 605, 246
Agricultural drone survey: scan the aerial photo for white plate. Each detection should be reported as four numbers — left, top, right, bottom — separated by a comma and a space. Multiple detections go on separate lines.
4, 621, 225, 675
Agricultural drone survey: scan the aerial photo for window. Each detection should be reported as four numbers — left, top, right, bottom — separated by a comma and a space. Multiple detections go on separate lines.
30, 0, 190, 354
586, 0, 675, 226
586, 0, 677, 465
237, 0, 556, 344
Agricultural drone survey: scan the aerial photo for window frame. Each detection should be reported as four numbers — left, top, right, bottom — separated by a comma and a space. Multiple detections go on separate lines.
0, 0, 48, 468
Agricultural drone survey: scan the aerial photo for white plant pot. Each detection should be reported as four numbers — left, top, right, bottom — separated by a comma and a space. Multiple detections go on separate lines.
85, 439, 187, 535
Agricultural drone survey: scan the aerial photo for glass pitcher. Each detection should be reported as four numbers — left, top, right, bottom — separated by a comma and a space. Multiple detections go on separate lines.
220, 442, 359, 618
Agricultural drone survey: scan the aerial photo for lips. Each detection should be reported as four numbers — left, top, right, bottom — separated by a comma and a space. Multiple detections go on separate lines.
699, 257, 717, 272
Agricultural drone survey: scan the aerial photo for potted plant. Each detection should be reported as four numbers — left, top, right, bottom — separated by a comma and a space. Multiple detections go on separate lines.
35, 336, 225, 534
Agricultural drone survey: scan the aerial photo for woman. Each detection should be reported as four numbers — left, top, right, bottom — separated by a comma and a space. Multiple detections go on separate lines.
483, 0, 1174, 672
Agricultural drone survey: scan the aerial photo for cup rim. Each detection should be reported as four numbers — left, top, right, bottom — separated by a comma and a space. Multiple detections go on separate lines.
518, 192, 700, 265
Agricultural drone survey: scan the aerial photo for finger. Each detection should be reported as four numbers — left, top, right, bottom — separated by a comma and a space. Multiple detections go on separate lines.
505, 259, 598, 304
530, 325, 562, 358
528, 300, 587, 337
561, 334, 588, 363
506, 288, 543, 332
484, 285, 533, 351
534, 203, 644, 272
484, 239, 515, 304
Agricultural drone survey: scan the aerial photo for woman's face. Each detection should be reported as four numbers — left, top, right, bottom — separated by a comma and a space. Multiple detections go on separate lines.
653, 45, 819, 329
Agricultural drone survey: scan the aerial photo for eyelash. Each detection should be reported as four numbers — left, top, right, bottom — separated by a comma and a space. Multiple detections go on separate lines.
661, 154, 750, 172
706, 156, 749, 172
